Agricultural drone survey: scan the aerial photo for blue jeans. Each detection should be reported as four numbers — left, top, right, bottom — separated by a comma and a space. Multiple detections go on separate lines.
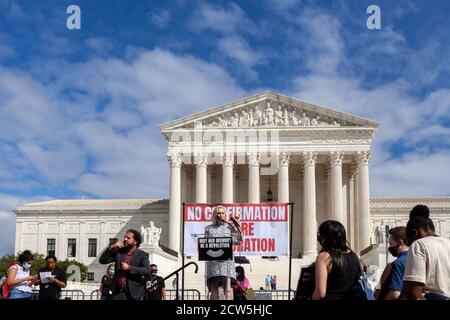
9, 289, 32, 300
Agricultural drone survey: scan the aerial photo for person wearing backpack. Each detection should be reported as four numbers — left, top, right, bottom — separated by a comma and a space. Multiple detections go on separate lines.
312, 220, 362, 300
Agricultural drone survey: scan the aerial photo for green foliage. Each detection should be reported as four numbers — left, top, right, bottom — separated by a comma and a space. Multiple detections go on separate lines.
0, 252, 88, 282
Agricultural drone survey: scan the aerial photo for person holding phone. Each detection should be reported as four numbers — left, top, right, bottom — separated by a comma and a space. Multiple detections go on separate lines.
6, 250, 38, 300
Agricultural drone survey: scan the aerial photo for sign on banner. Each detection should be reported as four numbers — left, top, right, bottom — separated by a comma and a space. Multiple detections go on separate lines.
198, 237, 233, 261
183, 203, 289, 257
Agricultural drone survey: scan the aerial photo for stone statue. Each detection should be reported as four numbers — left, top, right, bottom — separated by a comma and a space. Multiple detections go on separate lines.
264, 102, 274, 126
239, 110, 250, 127
141, 221, 162, 247
300, 112, 310, 126
254, 105, 262, 126
217, 116, 228, 127
229, 113, 239, 127
275, 105, 284, 126
289, 111, 299, 125
140, 225, 148, 244
375, 224, 387, 245
311, 115, 318, 126
332, 120, 341, 127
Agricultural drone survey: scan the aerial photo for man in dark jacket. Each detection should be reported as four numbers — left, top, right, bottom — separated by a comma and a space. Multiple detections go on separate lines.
99, 229, 150, 300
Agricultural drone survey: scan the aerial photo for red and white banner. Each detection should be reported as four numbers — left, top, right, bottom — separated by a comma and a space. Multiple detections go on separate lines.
183, 203, 289, 257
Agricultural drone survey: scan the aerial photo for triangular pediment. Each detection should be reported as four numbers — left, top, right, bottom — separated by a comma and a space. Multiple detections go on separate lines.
160, 91, 379, 132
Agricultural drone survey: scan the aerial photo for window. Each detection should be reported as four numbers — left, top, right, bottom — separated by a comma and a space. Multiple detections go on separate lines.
87, 272, 95, 281
67, 239, 77, 257
88, 238, 97, 257
47, 238, 56, 256
109, 238, 118, 245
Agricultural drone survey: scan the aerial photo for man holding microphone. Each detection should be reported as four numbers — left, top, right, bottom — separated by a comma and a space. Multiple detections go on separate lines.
99, 229, 150, 300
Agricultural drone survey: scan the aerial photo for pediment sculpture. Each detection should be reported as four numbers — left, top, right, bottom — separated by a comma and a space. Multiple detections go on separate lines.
190, 100, 350, 129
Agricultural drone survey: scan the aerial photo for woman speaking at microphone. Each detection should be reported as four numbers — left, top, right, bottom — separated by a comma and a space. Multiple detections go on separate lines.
205, 205, 242, 300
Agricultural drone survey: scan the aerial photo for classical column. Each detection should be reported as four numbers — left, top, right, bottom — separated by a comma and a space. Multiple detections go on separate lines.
278, 152, 290, 203
302, 151, 318, 258
15, 221, 23, 255
168, 152, 182, 253
329, 151, 344, 224
356, 151, 371, 251
247, 152, 260, 203
37, 222, 45, 255
207, 167, 213, 203
353, 167, 360, 253
79, 221, 86, 262
194, 153, 208, 203
347, 165, 357, 250
222, 153, 234, 203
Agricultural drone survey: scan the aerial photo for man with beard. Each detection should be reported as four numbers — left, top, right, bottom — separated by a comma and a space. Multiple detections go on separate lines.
99, 229, 150, 300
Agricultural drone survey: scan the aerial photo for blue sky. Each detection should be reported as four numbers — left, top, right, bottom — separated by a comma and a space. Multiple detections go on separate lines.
0, 0, 449, 255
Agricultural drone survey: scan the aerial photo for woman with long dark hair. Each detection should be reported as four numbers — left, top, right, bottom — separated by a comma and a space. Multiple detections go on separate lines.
233, 266, 251, 300
312, 220, 361, 300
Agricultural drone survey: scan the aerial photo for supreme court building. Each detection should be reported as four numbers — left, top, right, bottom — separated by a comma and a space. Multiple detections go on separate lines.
14, 92, 450, 293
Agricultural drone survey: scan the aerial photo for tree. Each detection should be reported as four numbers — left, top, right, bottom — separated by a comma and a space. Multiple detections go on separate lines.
0, 253, 88, 282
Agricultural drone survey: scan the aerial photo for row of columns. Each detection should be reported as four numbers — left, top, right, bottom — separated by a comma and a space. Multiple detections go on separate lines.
168, 151, 371, 256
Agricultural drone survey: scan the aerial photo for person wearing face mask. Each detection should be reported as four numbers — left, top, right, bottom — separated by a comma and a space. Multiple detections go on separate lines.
144, 264, 166, 300
99, 229, 150, 300
375, 227, 408, 300
6, 250, 38, 299
36, 255, 67, 300
232, 266, 252, 300
99, 263, 115, 300
400, 212, 450, 300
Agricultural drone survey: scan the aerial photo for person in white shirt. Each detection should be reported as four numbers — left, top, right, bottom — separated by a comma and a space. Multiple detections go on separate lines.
7, 250, 38, 299
400, 212, 450, 300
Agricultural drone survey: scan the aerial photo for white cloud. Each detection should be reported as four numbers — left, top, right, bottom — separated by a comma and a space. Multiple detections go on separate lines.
371, 151, 450, 196
289, 6, 450, 196
0, 193, 51, 256
0, 48, 247, 199
148, 9, 171, 28
217, 35, 264, 67
188, 2, 256, 35
84, 37, 115, 55
0, 42, 15, 59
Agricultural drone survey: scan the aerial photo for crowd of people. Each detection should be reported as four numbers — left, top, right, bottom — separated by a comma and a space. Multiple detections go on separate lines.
265, 274, 277, 290
1, 204, 449, 301
0, 252, 67, 300
310, 205, 450, 300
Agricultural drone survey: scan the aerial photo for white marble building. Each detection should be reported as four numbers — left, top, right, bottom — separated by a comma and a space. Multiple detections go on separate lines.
14, 92, 450, 294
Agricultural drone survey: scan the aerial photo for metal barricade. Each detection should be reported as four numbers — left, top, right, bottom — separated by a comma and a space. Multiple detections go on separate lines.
88, 289, 201, 300
253, 289, 296, 300
165, 289, 201, 300
90, 289, 101, 300
32, 289, 86, 300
